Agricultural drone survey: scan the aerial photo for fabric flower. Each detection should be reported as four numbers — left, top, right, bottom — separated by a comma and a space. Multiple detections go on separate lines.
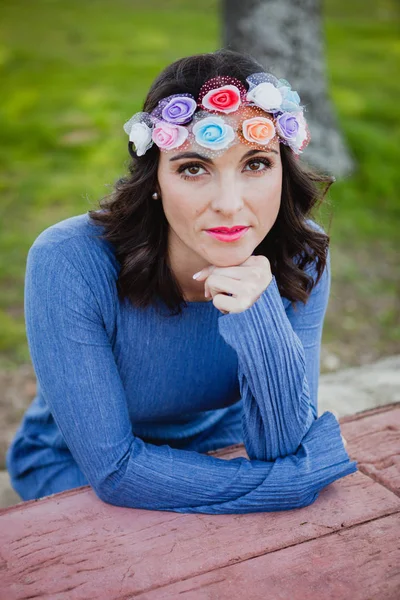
201, 85, 241, 114
246, 82, 283, 112
289, 112, 309, 153
152, 121, 188, 150
276, 113, 299, 141
281, 89, 301, 112
242, 117, 276, 145
128, 122, 153, 156
277, 80, 301, 112
192, 116, 235, 149
161, 96, 197, 124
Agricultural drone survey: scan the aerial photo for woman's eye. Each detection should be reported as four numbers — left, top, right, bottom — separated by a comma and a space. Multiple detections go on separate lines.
180, 164, 207, 178
244, 159, 271, 173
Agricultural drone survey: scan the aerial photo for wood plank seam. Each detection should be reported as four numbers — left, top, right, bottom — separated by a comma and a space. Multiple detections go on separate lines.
132, 513, 400, 599
114, 509, 400, 598
357, 464, 400, 498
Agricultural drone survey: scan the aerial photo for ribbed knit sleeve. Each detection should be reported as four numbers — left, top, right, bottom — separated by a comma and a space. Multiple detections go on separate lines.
217, 249, 331, 462
23, 241, 357, 515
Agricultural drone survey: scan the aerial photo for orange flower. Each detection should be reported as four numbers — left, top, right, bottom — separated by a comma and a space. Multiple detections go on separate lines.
242, 117, 275, 145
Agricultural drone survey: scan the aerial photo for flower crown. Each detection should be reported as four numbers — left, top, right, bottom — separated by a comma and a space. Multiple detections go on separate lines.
123, 72, 310, 158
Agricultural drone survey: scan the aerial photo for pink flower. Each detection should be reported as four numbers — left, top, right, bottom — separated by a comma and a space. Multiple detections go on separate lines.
152, 121, 188, 150
201, 85, 241, 114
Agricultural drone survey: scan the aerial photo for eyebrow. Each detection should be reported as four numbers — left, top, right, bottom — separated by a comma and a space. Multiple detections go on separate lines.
169, 148, 278, 164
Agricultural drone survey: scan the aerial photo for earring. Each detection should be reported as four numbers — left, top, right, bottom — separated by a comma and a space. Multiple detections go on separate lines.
152, 192, 159, 200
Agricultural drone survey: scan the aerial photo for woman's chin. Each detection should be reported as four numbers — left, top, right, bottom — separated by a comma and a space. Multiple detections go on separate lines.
201, 246, 255, 267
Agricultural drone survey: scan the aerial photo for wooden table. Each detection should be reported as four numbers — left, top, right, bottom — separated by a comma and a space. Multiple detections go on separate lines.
1, 404, 399, 599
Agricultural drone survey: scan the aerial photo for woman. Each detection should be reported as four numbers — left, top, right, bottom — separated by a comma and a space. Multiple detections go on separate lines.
6, 49, 357, 513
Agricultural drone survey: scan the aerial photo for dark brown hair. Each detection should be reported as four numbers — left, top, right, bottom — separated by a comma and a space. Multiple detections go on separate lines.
88, 49, 333, 316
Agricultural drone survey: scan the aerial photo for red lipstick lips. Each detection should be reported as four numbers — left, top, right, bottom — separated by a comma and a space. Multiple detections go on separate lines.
205, 226, 250, 242
207, 226, 247, 233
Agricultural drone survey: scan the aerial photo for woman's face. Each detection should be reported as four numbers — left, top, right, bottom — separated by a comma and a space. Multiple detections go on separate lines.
157, 135, 283, 274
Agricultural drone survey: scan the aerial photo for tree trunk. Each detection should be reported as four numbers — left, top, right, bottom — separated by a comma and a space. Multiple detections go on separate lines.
222, 0, 354, 177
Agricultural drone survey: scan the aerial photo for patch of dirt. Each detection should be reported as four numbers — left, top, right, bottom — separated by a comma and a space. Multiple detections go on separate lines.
0, 365, 37, 470
323, 240, 400, 369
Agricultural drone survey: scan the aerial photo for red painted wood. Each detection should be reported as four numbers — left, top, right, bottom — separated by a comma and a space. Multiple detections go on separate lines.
339, 402, 399, 423
0, 473, 400, 600
1, 476, 399, 597
1, 406, 399, 600
341, 406, 400, 496
138, 513, 400, 599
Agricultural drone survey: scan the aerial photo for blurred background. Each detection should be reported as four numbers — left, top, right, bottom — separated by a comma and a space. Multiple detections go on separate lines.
0, 0, 399, 474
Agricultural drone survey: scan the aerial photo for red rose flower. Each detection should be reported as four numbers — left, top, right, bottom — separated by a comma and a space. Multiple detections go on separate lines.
201, 85, 241, 114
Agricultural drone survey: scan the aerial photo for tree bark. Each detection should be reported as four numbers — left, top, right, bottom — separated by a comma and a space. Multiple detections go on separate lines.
222, 0, 354, 177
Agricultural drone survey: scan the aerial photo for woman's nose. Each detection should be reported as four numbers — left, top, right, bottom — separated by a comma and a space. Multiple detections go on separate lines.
210, 178, 244, 214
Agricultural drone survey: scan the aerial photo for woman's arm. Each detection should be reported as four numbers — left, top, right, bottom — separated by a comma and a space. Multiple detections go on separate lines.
24, 239, 356, 514
217, 239, 331, 462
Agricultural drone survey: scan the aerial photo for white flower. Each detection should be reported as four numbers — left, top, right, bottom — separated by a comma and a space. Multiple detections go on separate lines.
246, 82, 283, 112
129, 122, 153, 156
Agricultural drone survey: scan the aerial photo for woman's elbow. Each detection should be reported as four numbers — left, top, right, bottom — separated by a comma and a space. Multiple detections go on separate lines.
95, 483, 137, 509
92, 471, 127, 506
94, 483, 114, 505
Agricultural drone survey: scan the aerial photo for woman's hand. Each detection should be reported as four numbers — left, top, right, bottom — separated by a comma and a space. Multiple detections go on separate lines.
193, 255, 273, 315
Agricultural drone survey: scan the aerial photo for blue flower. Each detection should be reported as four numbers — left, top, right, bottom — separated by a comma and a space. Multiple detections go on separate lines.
277, 79, 301, 112
192, 116, 235, 150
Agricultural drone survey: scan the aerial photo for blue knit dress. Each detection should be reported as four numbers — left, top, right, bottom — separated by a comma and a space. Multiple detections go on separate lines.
6, 212, 357, 513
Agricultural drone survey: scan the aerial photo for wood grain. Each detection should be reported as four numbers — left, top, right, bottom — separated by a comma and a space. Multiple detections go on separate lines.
341, 406, 400, 496
1, 406, 399, 600
137, 513, 400, 600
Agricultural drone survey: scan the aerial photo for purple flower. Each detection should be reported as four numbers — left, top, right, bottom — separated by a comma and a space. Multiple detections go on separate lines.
160, 95, 197, 124
276, 112, 300, 141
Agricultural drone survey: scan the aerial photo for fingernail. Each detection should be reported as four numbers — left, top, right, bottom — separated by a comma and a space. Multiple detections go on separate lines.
193, 271, 202, 280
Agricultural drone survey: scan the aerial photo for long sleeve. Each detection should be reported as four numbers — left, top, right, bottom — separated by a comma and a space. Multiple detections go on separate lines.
218, 247, 331, 462
24, 240, 356, 515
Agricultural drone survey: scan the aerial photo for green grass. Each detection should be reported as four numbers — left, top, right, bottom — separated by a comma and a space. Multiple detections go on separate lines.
0, 0, 399, 368
323, 0, 400, 242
